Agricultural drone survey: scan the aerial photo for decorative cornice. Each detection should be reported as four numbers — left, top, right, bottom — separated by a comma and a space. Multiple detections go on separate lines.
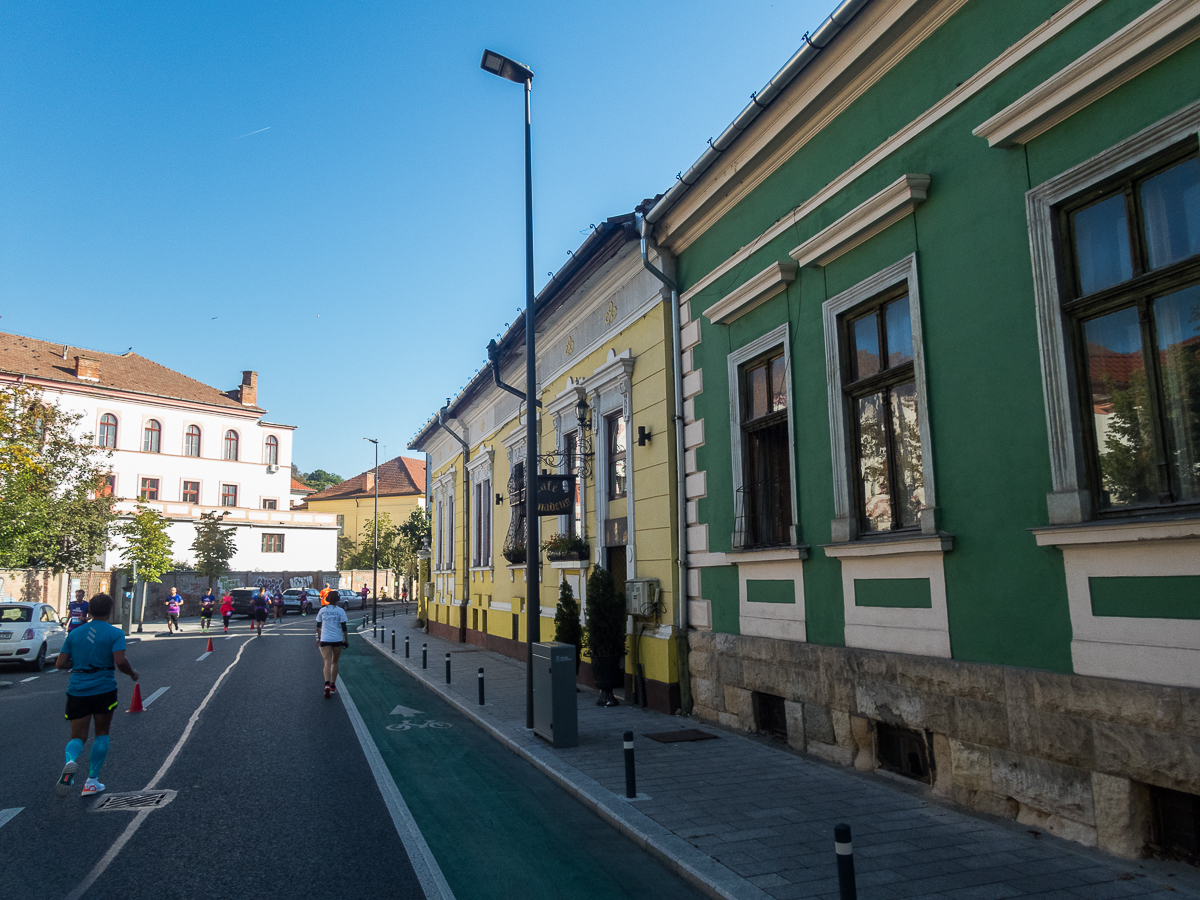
822, 533, 953, 558
974, 0, 1200, 148
790, 175, 929, 268
702, 261, 798, 324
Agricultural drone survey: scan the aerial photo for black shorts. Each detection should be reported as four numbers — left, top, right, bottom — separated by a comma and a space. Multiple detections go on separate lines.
200, 609, 213, 620
65, 690, 119, 720
255, 609, 268, 621
319, 640, 344, 647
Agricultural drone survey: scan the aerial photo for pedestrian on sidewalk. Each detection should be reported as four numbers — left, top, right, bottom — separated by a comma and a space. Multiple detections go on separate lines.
220, 590, 233, 633
199, 589, 215, 634
315, 598, 348, 699
54, 593, 139, 798
252, 588, 269, 635
164, 587, 182, 634
272, 589, 285, 622
67, 589, 89, 633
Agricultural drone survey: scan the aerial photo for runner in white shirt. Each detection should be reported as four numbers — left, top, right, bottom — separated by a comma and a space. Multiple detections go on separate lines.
315, 602, 348, 699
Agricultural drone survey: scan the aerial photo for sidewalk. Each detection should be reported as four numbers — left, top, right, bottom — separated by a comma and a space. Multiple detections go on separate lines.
355, 619, 1198, 900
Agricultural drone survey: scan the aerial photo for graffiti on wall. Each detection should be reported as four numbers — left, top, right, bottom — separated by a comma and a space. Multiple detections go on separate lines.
254, 576, 284, 593
289, 575, 313, 589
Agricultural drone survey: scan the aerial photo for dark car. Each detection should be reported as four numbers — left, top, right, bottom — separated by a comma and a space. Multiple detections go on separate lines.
229, 588, 269, 617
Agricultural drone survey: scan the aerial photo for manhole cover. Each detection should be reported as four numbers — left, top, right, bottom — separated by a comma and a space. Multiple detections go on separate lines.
643, 729, 719, 744
93, 790, 177, 811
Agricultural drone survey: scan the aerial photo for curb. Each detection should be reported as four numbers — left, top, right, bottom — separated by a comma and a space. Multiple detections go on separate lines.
355, 631, 770, 900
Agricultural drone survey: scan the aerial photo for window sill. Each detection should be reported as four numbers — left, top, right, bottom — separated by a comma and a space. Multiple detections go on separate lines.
727, 545, 809, 563
1031, 515, 1200, 547
469, 565, 493, 573
550, 559, 591, 570
822, 533, 953, 559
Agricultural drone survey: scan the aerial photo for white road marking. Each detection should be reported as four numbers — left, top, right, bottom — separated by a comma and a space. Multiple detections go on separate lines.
390, 704, 422, 717
65, 639, 251, 900
0, 807, 22, 828
195, 651, 211, 662
20, 676, 38, 682
141, 686, 170, 708
338, 676, 455, 900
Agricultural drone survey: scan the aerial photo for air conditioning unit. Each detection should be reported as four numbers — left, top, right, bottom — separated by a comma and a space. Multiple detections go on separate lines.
266, 464, 279, 473
625, 578, 661, 618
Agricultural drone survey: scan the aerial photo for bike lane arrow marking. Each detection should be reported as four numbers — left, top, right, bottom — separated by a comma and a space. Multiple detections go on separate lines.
390, 704, 422, 717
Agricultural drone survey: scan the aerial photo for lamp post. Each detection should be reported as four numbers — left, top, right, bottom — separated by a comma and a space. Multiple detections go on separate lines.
481, 48, 540, 729
365, 438, 379, 625
416, 537, 430, 633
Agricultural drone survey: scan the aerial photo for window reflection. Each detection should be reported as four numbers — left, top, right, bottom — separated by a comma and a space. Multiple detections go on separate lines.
1154, 284, 1200, 502
1141, 158, 1200, 271
1073, 193, 1133, 295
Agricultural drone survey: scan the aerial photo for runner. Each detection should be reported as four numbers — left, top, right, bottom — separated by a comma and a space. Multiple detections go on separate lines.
315, 596, 348, 698
220, 590, 234, 633
360, 583, 369, 606
319, 583, 332, 606
163, 587, 182, 634
67, 589, 90, 633
272, 589, 285, 622
54, 593, 139, 797
252, 588, 269, 635
199, 589, 216, 634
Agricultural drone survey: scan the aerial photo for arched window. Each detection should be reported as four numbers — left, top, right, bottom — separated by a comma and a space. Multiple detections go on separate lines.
264, 435, 279, 466
184, 425, 201, 457
97, 414, 117, 448
142, 419, 161, 453
223, 430, 239, 461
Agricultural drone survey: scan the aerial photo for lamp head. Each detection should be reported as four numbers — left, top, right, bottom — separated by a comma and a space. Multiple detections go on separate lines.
575, 396, 590, 430
480, 49, 533, 84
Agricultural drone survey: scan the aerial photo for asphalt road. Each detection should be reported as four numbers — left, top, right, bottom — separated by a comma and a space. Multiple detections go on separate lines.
0, 615, 707, 900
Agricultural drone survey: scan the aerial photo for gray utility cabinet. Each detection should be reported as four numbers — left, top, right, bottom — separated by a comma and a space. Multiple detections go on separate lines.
532, 641, 578, 748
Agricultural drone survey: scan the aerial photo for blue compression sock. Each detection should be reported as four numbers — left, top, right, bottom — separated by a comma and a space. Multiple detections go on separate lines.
88, 735, 109, 779
65, 738, 84, 764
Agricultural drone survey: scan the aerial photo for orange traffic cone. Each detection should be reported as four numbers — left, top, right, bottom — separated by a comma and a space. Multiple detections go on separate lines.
206, 637, 214, 653
128, 683, 144, 713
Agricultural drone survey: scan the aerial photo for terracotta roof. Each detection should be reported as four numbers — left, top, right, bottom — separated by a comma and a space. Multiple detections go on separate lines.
305, 456, 426, 502
291, 478, 315, 493
0, 332, 261, 411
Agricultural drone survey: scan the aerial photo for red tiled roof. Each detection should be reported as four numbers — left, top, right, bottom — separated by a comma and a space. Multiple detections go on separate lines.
291, 478, 315, 493
305, 456, 426, 502
0, 332, 260, 411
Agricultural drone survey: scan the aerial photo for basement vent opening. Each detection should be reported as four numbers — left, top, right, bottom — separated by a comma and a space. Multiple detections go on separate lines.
875, 723, 931, 784
1149, 784, 1200, 862
93, 790, 177, 812
752, 691, 787, 742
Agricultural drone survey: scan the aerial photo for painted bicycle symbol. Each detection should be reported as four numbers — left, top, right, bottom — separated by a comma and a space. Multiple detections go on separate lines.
387, 720, 451, 731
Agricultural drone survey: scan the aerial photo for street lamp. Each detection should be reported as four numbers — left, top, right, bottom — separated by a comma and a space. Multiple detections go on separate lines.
365, 438, 379, 625
481, 47, 541, 729
416, 536, 431, 632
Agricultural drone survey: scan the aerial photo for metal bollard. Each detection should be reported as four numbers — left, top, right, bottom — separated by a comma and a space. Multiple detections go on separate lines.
445, 652, 451, 684
834, 824, 857, 900
362, 617, 366, 631
624, 731, 637, 799
380, 625, 385, 644
391, 630, 395, 653
478, 667, 485, 705
372, 622, 377, 639
422, 643, 427, 669
405, 635, 410, 659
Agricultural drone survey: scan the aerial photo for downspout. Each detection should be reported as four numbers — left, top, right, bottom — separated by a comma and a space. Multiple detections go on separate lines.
437, 407, 471, 634
638, 214, 692, 716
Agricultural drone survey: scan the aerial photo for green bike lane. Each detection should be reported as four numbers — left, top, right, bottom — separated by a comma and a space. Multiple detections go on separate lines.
336, 640, 708, 900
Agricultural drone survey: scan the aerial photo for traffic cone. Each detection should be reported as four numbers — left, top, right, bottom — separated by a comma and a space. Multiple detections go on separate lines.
128, 684, 144, 713
206, 637, 214, 653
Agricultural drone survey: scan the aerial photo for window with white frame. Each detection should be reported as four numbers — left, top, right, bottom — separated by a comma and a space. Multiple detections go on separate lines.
97, 414, 117, 448
468, 450, 494, 568
223, 430, 239, 461
184, 424, 201, 457
264, 435, 279, 466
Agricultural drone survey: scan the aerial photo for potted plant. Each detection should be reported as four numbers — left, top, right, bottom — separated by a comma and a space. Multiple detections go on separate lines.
553, 578, 582, 675
502, 543, 526, 565
583, 566, 627, 707
542, 532, 589, 562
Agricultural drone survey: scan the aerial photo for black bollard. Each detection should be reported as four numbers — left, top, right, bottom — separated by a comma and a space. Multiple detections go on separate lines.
445, 652, 451, 684
380, 625, 385, 644
623, 731, 637, 798
391, 630, 395, 653
372, 622, 377, 639
405, 635, 410, 659
834, 824, 857, 900
478, 667, 485, 705
422, 643, 427, 669
362, 617, 366, 631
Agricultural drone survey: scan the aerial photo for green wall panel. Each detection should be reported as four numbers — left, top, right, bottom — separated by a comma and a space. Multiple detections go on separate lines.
703, 567, 740, 635
1089, 577, 1200, 620
854, 578, 933, 609
745, 579, 795, 605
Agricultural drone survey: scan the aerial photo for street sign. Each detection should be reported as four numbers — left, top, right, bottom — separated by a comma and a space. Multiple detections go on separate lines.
535, 475, 575, 515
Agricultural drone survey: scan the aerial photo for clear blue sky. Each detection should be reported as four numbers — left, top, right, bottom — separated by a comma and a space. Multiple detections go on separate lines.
1, 0, 833, 480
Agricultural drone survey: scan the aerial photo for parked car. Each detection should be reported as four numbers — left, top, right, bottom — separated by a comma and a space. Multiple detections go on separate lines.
282, 588, 319, 615
0, 602, 67, 671
228, 588, 262, 617
336, 589, 362, 610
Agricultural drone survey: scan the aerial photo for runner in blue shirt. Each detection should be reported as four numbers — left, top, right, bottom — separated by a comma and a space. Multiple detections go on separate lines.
67, 589, 89, 633
54, 593, 139, 797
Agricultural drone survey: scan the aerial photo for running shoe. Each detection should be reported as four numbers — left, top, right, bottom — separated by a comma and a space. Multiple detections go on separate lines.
329, 683, 337, 695
81, 778, 105, 797
324, 684, 331, 698
55, 760, 77, 797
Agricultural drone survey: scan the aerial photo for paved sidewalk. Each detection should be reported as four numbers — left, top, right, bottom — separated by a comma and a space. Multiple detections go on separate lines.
355, 619, 1198, 900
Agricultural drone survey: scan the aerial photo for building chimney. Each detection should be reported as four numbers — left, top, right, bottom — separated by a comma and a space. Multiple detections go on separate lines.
75, 356, 100, 382
239, 370, 258, 406
363, 472, 375, 492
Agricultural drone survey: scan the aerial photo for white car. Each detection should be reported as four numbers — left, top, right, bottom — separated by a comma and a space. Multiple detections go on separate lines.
0, 602, 67, 671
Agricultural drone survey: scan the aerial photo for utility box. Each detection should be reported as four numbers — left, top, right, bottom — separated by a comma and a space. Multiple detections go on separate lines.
625, 578, 661, 618
533, 641, 578, 748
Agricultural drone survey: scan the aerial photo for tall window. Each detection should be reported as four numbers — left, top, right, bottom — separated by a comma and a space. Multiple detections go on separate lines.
184, 425, 201, 457
842, 290, 924, 533
473, 478, 492, 566
97, 414, 117, 448
221, 484, 238, 507
262, 498, 277, 510
1059, 149, 1200, 512
182, 481, 200, 504
435, 500, 444, 568
447, 494, 455, 569
336, 514, 345, 537
737, 349, 792, 546
607, 413, 627, 499
564, 431, 582, 537
139, 477, 159, 501
223, 430, 239, 461
262, 533, 284, 553
142, 420, 161, 453
264, 435, 279, 466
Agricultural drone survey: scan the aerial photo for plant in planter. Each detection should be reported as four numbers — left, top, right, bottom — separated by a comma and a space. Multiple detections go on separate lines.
542, 532, 589, 562
582, 566, 627, 706
502, 544, 526, 565
553, 578, 582, 675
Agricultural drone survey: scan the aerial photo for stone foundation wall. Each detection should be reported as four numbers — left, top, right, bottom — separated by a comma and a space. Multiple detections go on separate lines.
688, 631, 1200, 858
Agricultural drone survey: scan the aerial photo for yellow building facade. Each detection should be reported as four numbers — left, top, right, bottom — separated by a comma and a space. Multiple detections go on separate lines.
410, 214, 685, 712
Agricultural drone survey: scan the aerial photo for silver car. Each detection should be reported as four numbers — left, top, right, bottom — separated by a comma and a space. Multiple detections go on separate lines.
0, 602, 67, 671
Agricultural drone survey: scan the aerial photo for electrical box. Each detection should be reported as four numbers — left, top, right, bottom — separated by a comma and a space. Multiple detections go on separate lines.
532, 641, 578, 748
422, 583, 434, 599
625, 578, 661, 618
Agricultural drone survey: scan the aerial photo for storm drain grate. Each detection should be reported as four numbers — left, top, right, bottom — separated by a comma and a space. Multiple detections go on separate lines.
643, 729, 719, 744
93, 790, 176, 811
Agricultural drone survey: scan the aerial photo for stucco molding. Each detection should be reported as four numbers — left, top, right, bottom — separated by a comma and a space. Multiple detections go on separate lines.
822, 533, 953, 558
975, 0, 1200, 148
738, 558, 807, 643
1032, 516, 1200, 547
702, 261, 798, 325
790, 175, 930, 268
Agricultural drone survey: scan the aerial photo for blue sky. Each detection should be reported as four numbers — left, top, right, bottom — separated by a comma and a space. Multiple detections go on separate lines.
1, 0, 833, 480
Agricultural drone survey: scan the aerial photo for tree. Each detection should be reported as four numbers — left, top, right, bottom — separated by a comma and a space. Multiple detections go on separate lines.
191, 511, 237, 590
396, 507, 432, 582
115, 503, 174, 627
0, 383, 117, 571
554, 578, 582, 673
303, 469, 343, 492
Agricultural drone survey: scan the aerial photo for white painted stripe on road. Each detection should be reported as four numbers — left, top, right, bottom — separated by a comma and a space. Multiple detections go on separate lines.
195, 651, 211, 662
0, 807, 22, 828
141, 686, 169, 708
20, 676, 37, 682
338, 675, 456, 900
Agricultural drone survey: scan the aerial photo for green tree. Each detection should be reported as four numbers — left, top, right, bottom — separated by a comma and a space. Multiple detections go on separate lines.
303, 469, 343, 492
0, 383, 117, 570
116, 503, 174, 625
554, 578, 582, 672
582, 566, 626, 659
191, 511, 237, 590
396, 507, 432, 581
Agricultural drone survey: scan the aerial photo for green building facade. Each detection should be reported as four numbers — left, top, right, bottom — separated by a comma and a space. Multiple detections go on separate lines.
645, 0, 1200, 856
